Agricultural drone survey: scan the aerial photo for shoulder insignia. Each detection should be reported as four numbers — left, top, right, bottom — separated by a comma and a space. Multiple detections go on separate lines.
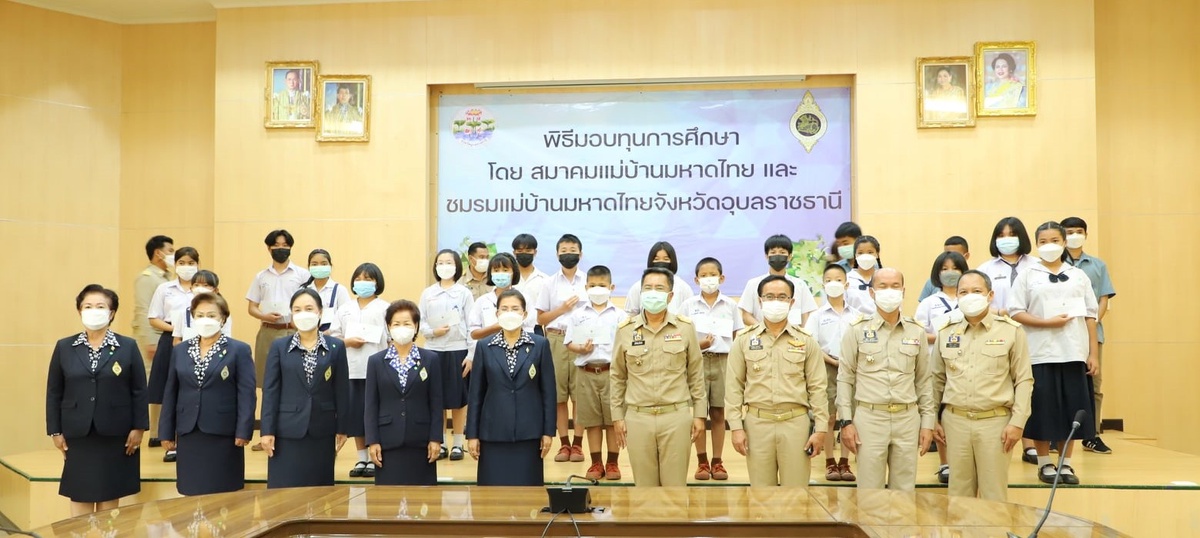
999, 315, 1022, 327
936, 316, 955, 332
793, 324, 812, 337
735, 324, 761, 339
849, 314, 868, 326
675, 314, 692, 324
617, 317, 633, 329
904, 316, 925, 329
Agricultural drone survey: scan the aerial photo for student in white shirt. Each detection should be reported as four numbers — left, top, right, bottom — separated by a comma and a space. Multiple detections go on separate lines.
417, 251, 475, 462
625, 241, 694, 316
844, 236, 882, 315
803, 264, 858, 483
171, 270, 234, 345
564, 265, 625, 481
511, 234, 549, 334
679, 257, 743, 481
738, 234, 818, 327
918, 236, 972, 302
535, 234, 589, 463
246, 229, 311, 390
975, 217, 1038, 316
330, 262, 390, 478
146, 246, 200, 462
1008, 221, 1099, 486
304, 249, 350, 333
468, 253, 538, 341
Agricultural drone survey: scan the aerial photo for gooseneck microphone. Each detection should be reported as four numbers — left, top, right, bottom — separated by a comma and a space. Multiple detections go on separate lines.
563, 474, 599, 491
1009, 409, 1088, 538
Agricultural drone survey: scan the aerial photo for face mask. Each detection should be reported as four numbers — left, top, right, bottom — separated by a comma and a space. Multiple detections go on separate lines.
939, 271, 962, 288
767, 255, 789, 271
650, 261, 672, 271
958, 293, 990, 317
175, 265, 198, 281
474, 258, 490, 273
837, 244, 855, 261
271, 248, 291, 264
1037, 243, 1065, 263
308, 265, 332, 279
163, 252, 175, 266
192, 286, 214, 295
855, 254, 877, 270
353, 281, 377, 297
761, 300, 791, 323
491, 272, 512, 288
640, 290, 669, 314
1066, 233, 1086, 249
81, 309, 111, 331
873, 289, 903, 313
558, 253, 581, 269
390, 326, 416, 345
292, 311, 320, 332
497, 311, 524, 331
995, 237, 1020, 256
587, 286, 611, 305
698, 276, 721, 294
194, 318, 222, 338
436, 264, 457, 280
824, 281, 845, 298
514, 253, 535, 267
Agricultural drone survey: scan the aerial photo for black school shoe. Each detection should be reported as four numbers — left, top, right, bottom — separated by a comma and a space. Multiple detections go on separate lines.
449, 446, 465, 461
1038, 464, 1058, 484
148, 438, 162, 448
349, 461, 367, 477
936, 465, 950, 484
1058, 464, 1080, 485
163, 450, 177, 463
438, 445, 448, 460
1022, 448, 1038, 465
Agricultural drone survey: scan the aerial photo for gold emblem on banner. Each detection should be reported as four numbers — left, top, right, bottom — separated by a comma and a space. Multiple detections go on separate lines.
789, 90, 828, 153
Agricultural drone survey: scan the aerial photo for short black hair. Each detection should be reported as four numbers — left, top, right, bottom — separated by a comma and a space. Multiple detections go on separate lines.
757, 274, 795, 298
988, 217, 1032, 257
145, 235, 173, 261
511, 234, 538, 250
289, 288, 324, 312
823, 264, 847, 277
1060, 217, 1088, 231
930, 252, 969, 288
496, 289, 527, 312
829, 221, 862, 255
467, 242, 489, 256
385, 299, 421, 330
958, 270, 993, 291
850, 235, 882, 269
641, 267, 675, 290
433, 249, 462, 282
695, 257, 723, 275
487, 253, 520, 286
763, 234, 793, 255
586, 265, 612, 279
353, 262, 386, 296
192, 270, 220, 288
556, 234, 582, 251
944, 236, 969, 251
76, 284, 118, 312
647, 241, 679, 274
265, 229, 295, 247
1034, 221, 1070, 261
174, 246, 200, 264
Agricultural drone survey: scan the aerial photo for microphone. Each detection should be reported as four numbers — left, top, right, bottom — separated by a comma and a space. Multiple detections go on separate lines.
1009, 409, 1088, 538
547, 475, 596, 514
563, 474, 599, 491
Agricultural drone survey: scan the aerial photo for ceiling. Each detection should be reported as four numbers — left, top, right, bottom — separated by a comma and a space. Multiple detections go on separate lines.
10, 0, 420, 24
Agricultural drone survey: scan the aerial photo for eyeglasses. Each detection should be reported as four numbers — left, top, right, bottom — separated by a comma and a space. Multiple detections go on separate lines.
759, 295, 792, 301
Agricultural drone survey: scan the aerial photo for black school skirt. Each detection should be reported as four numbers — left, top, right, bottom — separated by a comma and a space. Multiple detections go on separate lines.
1025, 362, 1097, 441
375, 446, 438, 485
147, 331, 175, 404
267, 434, 336, 488
477, 439, 544, 486
176, 430, 244, 496
59, 430, 140, 503
440, 349, 470, 409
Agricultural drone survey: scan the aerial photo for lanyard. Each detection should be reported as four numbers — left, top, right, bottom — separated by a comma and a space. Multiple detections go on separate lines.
327, 284, 338, 309
185, 308, 192, 327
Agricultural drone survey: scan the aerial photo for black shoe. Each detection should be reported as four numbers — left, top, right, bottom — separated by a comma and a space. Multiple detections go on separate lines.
364, 462, 376, 478
148, 438, 162, 448
449, 446, 464, 461
349, 461, 367, 477
936, 465, 950, 484
1022, 448, 1038, 465
163, 450, 177, 463
1038, 464, 1057, 484
1058, 464, 1080, 485
1049, 441, 1059, 453
1083, 437, 1112, 454
438, 446, 448, 460
928, 442, 938, 453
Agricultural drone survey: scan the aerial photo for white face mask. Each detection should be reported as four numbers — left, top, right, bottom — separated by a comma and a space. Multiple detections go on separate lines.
855, 254, 877, 270
176, 265, 198, 281
194, 317, 223, 338
698, 276, 721, 294
761, 300, 791, 323
957, 293, 990, 317
435, 263, 457, 280
390, 326, 416, 345
192, 286, 214, 295
873, 289, 904, 313
995, 237, 1020, 256
823, 281, 845, 298
1037, 243, 1065, 263
1066, 233, 1086, 249
474, 258, 490, 273
497, 311, 524, 331
292, 311, 321, 332
587, 286, 611, 305
81, 309, 111, 331
163, 253, 175, 266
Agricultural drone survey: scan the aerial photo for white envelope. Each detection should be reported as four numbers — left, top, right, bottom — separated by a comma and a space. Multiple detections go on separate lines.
181, 325, 199, 341
432, 309, 463, 328
1045, 296, 1087, 319
482, 309, 498, 327
572, 320, 614, 345
260, 300, 286, 315
693, 314, 734, 337
345, 321, 384, 343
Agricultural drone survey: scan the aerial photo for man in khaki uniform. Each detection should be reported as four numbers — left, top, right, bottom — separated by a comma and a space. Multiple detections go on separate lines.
134, 235, 173, 445
727, 275, 828, 487
931, 270, 1033, 501
612, 267, 707, 486
838, 268, 936, 491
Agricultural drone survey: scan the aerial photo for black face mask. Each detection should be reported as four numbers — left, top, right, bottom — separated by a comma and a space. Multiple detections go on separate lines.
558, 253, 580, 269
650, 261, 672, 271
768, 255, 789, 271
271, 248, 291, 264
514, 253, 535, 267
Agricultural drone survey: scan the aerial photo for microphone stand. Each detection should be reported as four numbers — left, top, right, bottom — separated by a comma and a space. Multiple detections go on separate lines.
1010, 410, 1087, 538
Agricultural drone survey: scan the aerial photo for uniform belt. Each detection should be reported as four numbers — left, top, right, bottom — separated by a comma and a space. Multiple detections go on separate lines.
579, 363, 610, 373
946, 406, 1010, 420
748, 405, 807, 422
261, 322, 290, 330
858, 402, 913, 413
630, 402, 688, 415
545, 327, 566, 335
702, 351, 728, 358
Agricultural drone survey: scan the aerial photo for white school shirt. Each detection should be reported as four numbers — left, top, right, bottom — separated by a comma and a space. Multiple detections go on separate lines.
467, 290, 538, 341
803, 301, 858, 359
328, 297, 390, 379
737, 273, 818, 325
535, 269, 588, 331
844, 269, 877, 315
914, 291, 959, 337
1007, 263, 1098, 366
678, 294, 743, 354
308, 279, 350, 327
171, 304, 234, 340
624, 275, 695, 316
246, 263, 311, 323
514, 267, 550, 317
417, 282, 474, 352
976, 255, 1038, 312
147, 279, 193, 325
564, 302, 623, 366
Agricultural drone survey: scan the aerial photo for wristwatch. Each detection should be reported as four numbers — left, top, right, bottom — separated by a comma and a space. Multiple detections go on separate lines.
836, 420, 853, 429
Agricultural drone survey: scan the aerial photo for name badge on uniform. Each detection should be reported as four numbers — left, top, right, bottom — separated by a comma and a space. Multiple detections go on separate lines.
220, 366, 230, 380
324, 366, 333, 381
749, 337, 763, 350
529, 364, 537, 379
664, 333, 683, 342
419, 368, 428, 381
985, 339, 1006, 345
863, 330, 877, 343
632, 331, 645, 346
787, 339, 805, 353
111, 362, 122, 376
901, 338, 921, 346
947, 334, 961, 349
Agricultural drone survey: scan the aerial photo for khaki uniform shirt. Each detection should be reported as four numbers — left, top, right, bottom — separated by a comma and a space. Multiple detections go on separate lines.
725, 323, 829, 432
458, 273, 493, 301
837, 314, 937, 430
931, 315, 1034, 429
611, 313, 707, 421
133, 264, 169, 345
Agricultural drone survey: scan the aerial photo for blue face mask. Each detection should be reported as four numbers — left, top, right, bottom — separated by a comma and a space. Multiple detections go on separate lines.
352, 281, 376, 297
491, 272, 512, 288
309, 265, 332, 279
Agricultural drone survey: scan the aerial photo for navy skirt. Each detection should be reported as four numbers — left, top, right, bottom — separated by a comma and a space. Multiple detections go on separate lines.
346, 379, 367, 438
267, 434, 336, 488
477, 439, 544, 486
147, 331, 175, 404
60, 430, 140, 503
441, 349, 470, 409
176, 430, 244, 496
1025, 362, 1097, 441
375, 446, 438, 485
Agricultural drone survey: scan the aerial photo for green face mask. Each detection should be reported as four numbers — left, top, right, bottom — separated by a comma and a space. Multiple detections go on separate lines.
640, 290, 669, 314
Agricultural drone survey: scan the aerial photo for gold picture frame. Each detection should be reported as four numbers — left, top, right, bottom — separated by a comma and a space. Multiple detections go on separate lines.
917, 56, 976, 128
975, 41, 1037, 116
315, 74, 372, 142
264, 61, 318, 128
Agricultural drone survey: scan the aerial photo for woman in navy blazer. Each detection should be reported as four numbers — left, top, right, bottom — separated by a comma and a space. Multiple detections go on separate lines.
365, 299, 444, 485
159, 292, 256, 496
259, 288, 351, 488
466, 289, 556, 486
46, 285, 148, 516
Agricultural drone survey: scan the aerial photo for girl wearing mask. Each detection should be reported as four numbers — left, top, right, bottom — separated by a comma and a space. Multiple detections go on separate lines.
803, 265, 857, 482
845, 236, 881, 315
624, 241, 695, 316
330, 263, 390, 478
976, 217, 1037, 316
418, 251, 474, 462
304, 249, 350, 333
171, 270, 233, 345
468, 253, 537, 341
913, 251, 969, 484
146, 246, 200, 458
1008, 222, 1099, 485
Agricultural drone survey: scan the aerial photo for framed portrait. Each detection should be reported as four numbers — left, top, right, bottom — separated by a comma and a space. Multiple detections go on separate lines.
264, 61, 318, 128
916, 57, 975, 128
975, 41, 1037, 116
315, 75, 371, 142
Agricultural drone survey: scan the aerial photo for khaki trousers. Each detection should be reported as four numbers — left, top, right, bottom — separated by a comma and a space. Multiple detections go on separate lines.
854, 405, 919, 491
254, 326, 294, 388
1093, 344, 1103, 432
545, 331, 576, 403
745, 413, 812, 487
141, 344, 159, 437
625, 406, 692, 486
944, 411, 1012, 502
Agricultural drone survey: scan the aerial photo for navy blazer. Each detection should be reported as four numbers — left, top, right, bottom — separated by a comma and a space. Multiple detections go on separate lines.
159, 338, 256, 440
364, 347, 444, 450
45, 333, 149, 438
465, 333, 556, 442
260, 335, 351, 439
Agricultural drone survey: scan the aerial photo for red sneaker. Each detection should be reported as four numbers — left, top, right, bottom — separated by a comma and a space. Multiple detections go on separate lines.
585, 462, 605, 480
605, 462, 622, 480
694, 462, 711, 480
710, 462, 729, 481
569, 445, 585, 462
554, 445, 572, 462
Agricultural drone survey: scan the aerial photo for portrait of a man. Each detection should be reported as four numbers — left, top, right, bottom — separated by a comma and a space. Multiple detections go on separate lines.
264, 62, 318, 128
316, 75, 371, 142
